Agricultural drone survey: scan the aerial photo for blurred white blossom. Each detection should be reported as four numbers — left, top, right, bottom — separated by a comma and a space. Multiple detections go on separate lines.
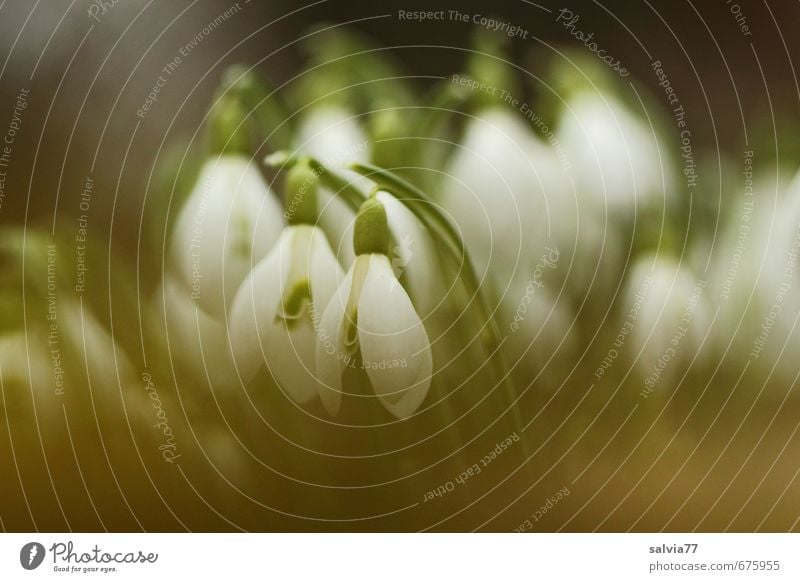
170, 155, 283, 317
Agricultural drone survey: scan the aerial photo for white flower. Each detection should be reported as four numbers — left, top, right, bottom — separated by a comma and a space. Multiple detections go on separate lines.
305, 185, 444, 322
711, 169, 800, 382
440, 108, 617, 303
557, 90, 673, 217
229, 224, 344, 404
293, 107, 444, 315
441, 109, 552, 286
315, 253, 432, 419
170, 154, 283, 317
625, 254, 710, 386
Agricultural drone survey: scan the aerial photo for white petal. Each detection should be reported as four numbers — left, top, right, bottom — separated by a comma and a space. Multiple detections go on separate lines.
228, 229, 292, 383
377, 190, 443, 317
440, 109, 552, 288
315, 265, 355, 415
263, 226, 346, 403
230, 226, 345, 404
171, 155, 283, 317
317, 187, 357, 268
265, 314, 319, 404
308, 226, 347, 315
357, 254, 432, 419
557, 91, 672, 214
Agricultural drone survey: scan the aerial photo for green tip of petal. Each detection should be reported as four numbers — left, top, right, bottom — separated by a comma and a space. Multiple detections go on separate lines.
276, 278, 312, 330
353, 196, 390, 256
343, 310, 359, 351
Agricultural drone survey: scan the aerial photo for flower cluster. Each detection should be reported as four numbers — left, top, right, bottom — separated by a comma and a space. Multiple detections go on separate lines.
8, 26, 800, 443
157, 29, 800, 419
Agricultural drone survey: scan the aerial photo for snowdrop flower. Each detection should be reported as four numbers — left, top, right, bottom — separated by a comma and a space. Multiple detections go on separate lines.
170, 95, 283, 317
712, 169, 800, 382
319, 187, 444, 318
440, 108, 554, 287
625, 253, 710, 389
294, 108, 444, 316
316, 196, 433, 419
439, 107, 603, 331
557, 89, 673, 219
229, 161, 344, 404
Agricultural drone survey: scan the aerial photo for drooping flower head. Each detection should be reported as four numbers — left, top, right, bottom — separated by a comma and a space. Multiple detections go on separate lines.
229, 160, 344, 405
170, 92, 283, 317
315, 195, 433, 419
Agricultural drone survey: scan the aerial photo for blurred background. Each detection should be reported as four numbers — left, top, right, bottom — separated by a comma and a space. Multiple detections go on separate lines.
2, 0, 800, 532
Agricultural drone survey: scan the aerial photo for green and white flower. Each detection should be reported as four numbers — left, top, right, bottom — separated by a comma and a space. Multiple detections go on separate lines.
294, 105, 444, 315
294, 104, 371, 268
315, 196, 433, 419
557, 89, 673, 217
170, 94, 284, 317
229, 162, 344, 404
170, 154, 283, 317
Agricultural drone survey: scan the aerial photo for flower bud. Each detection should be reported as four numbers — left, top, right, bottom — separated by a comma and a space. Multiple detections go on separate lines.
353, 196, 390, 256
